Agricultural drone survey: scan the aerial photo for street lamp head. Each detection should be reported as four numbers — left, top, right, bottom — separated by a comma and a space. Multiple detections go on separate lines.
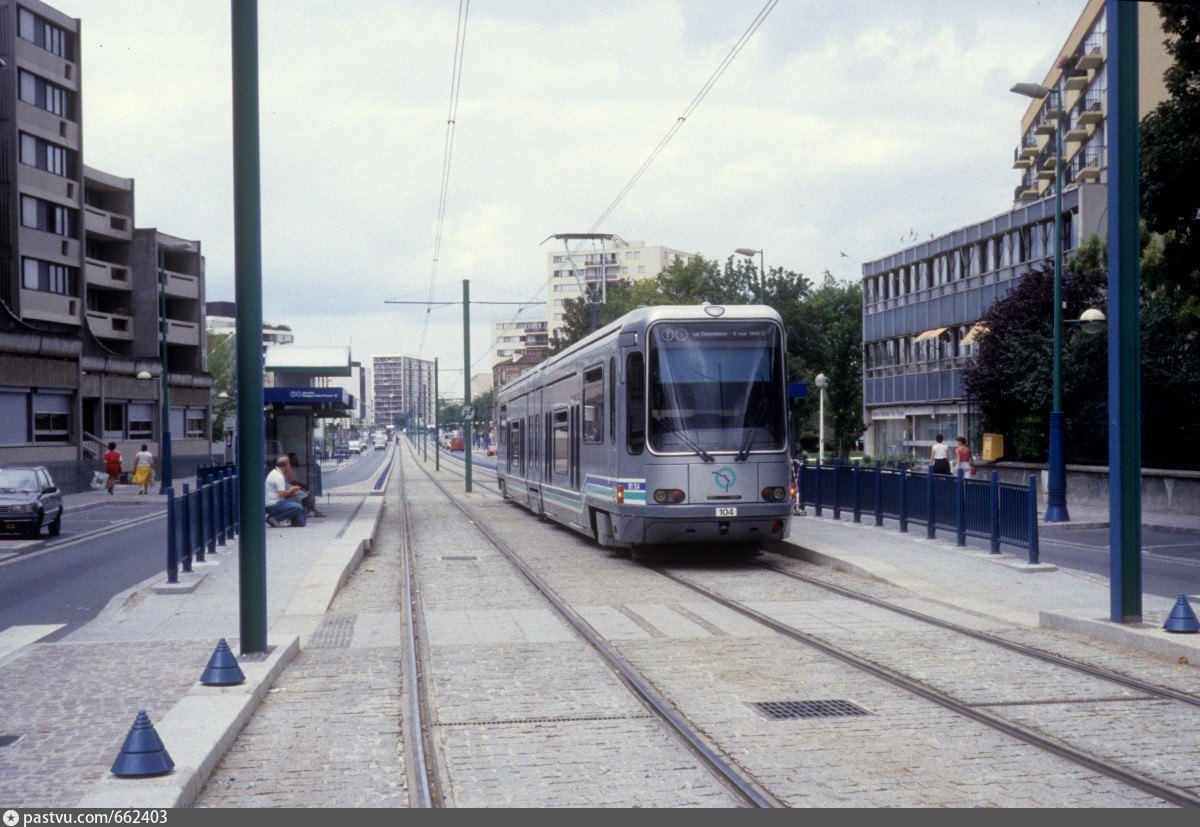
1080, 307, 1106, 335
136, 371, 152, 380
734, 247, 760, 257
814, 372, 829, 389
1010, 82, 1052, 99
217, 391, 230, 399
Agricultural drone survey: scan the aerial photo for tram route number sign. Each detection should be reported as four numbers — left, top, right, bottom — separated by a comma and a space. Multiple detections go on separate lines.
461, 406, 475, 420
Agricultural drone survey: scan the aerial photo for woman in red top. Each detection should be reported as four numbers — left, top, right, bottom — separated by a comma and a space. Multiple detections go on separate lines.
103, 442, 122, 495
955, 436, 974, 476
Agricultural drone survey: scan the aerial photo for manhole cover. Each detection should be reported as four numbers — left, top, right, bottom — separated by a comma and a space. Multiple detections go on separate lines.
750, 700, 870, 720
441, 555, 478, 561
0, 735, 21, 747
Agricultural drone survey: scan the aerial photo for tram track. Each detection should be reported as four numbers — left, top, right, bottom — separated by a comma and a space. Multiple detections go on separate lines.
405, 441, 781, 808
397, 442, 442, 807
425, 447, 1200, 806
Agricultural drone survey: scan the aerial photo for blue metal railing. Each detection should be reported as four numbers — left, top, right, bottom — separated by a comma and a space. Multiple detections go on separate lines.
794, 459, 1039, 562
164, 467, 240, 583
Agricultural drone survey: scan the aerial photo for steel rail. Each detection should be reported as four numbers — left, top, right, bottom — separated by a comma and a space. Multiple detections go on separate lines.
405, 443, 780, 808
759, 560, 1200, 709
397, 441, 439, 807
656, 568, 1200, 809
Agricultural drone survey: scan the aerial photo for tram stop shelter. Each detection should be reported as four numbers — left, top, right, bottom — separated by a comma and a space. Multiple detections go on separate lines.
263, 345, 355, 495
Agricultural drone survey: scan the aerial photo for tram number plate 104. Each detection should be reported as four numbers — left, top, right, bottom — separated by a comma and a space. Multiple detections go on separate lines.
714, 507, 738, 518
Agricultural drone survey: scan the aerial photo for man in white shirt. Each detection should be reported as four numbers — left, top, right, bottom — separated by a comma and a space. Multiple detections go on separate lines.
265, 456, 307, 527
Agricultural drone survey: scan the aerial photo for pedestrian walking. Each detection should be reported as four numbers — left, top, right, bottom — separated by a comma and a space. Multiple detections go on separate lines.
132, 444, 155, 494
103, 442, 122, 494
930, 433, 952, 475
954, 436, 974, 476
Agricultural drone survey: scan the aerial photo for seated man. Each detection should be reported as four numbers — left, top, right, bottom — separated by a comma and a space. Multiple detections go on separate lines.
265, 455, 306, 527
285, 451, 326, 517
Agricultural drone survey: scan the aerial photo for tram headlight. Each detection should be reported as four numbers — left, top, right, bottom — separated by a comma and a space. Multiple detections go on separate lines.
654, 489, 668, 503
762, 486, 787, 502
654, 489, 686, 504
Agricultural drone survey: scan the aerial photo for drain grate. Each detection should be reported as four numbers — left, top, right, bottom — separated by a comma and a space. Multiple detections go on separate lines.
750, 700, 870, 720
0, 735, 21, 748
308, 614, 356, 650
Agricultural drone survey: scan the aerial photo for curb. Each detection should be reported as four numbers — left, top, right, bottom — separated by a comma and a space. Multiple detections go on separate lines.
1040, 611, 1200, 663
77, 634, 300, 809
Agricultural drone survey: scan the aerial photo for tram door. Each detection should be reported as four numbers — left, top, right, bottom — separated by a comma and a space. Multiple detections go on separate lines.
570, 402, 581, 490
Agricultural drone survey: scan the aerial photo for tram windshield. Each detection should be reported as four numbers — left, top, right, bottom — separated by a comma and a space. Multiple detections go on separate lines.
647, 320, 785, 456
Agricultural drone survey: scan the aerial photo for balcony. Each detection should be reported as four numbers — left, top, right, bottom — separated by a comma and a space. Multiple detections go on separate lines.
162, 269, 200, 299
1077, 41, 1105, 71
1012, 155, 1032, 170
1020, 139, 1042, 159
20, 289, 79, 326
165, 319, 200, 346
1034, 117, 1058, 136
86, 310, 134, 341
1064, 122, 1091, 143
1078, 99, 1105, 126
85, 259, 132, 291
1064, 71, 1089, 93
84, 206, 132, 241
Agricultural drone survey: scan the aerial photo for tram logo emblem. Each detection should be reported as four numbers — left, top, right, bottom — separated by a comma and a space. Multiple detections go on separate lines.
712, 466, 737, 492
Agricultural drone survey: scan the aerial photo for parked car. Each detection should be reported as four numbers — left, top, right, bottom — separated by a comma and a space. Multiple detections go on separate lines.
348, 440, 362, 455
0, 466, 63, 538
449, 436, 465, 452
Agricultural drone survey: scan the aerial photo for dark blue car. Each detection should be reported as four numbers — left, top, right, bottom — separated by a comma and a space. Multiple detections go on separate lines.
0, 466, 63, 538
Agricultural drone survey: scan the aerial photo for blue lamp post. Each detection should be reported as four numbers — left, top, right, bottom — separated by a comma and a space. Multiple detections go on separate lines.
1011, 73, 1071, 522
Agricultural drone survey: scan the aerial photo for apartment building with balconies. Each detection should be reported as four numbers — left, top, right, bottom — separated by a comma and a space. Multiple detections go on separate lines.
491, 317, 548, 364
546, 239, 695, 338
372, 354, 434, 430
861, 0, 1169, 460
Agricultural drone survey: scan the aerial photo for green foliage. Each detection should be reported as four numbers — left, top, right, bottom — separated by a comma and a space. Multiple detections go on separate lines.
546, 255, 865, 456
207, 333, 236, 441
439, 400, 463, 429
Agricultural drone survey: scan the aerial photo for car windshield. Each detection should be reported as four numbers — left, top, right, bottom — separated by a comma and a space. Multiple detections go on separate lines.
648, 320, 785, 454
0, 469, 40, 493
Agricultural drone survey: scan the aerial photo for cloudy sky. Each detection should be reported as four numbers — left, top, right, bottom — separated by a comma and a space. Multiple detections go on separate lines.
69, 0, 1081, 393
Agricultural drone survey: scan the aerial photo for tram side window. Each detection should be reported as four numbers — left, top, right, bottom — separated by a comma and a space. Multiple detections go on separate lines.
626, 352, 645, 454
553, 409, 569, 475
582, 372, 604, 444
508, 421, 520, 472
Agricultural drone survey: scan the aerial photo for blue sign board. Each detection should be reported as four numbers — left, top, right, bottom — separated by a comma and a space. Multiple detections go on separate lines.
263, 387, 350, 406
787, 382, 808, 399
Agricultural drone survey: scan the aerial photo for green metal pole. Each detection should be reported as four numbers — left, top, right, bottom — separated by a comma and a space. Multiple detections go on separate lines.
1107, 0, 1141, 623
157, 244, 173, 494
1045, 76, 1069, 522
439, 355, 444, 470
463, 279, 473, 493
231, 0, 267, 653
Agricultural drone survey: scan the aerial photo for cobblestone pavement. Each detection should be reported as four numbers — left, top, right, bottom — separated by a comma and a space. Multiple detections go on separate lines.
406, 453, 740, 807
195, 486, 407, 808
436, 461, 1176, 807
0, 640, 213, 808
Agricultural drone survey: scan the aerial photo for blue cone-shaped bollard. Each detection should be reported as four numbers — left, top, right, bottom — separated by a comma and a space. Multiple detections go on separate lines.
1163, 595, 1200, 634
111, 710, 174, 777
200, 638, 246, 685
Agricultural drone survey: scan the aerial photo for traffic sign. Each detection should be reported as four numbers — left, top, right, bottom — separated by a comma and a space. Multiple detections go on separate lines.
461, 405, 475, 419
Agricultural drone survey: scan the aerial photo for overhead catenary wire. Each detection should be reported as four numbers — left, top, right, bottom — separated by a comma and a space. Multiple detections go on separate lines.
519, 0, 781, 310
417, 0, 471, 358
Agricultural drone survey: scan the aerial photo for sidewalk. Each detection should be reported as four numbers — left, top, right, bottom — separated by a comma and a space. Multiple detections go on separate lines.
0, 466, 390, 809
775, 506, 1200, 666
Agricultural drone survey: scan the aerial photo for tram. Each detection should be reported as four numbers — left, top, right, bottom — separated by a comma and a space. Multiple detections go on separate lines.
494, 304, 793, 551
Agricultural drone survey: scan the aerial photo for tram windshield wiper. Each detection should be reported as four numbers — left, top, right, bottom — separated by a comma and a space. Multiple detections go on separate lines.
653, 415, 715, 463
735, 396, 769, 462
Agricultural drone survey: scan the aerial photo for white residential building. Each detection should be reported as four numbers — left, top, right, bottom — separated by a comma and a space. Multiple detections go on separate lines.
491, 317, 548, 365
546, 239, 695, 338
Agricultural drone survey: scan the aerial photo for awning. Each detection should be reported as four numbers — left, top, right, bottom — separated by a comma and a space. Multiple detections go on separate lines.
912, 327, 948, 342
961, 322, 988, 346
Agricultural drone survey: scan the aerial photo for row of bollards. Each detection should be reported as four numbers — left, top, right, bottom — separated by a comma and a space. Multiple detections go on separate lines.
111, 639, 247, 777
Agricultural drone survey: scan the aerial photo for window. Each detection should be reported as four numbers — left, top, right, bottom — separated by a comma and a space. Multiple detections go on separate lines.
553, 409, 569, 475
0, 392, 29, 445
508, 420, 520, 472
19, 133, 73, 177
21, 195, 77, 237
626, 352, 645, 455
103, 402, 125, 435
186, 410, 207, 438
128, 402, 154, 440
582, 367, 604, 444
21, 258, 78, 296
18, 70, 75, 120
169, 406, 185, 435
32, 393, 70, 443
638, 266, 646, 274
18, 8, 72, 59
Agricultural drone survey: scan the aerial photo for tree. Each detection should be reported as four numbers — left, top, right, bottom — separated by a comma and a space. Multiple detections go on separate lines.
207, 332, 236, 441
548, 278, 665, 353
1140, 3, 1200, 328
438, 399, 463, 430
793, 273, 864, 457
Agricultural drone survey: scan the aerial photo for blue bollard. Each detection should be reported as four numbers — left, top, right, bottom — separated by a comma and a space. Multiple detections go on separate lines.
874, 460, 883, 526
989, 471, 1001, 554
797, 457, 806, 507
181, 483, 193, 572
233, 472, 241, 534
832, 459, 842, 520
899, 463, 908, 533
1027, 474, 1040, 564
926, 465, 936, 540
207, 480, 218, 553
194, 484, 206, 564
852, 461, 861, 523
166, 486, 178, 584
955, 467, 966, 547
216, 475, 227, 547
814, 458, 823, 518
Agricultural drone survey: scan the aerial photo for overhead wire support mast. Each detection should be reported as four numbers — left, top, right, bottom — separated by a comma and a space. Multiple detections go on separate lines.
541, 233, 624, 334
